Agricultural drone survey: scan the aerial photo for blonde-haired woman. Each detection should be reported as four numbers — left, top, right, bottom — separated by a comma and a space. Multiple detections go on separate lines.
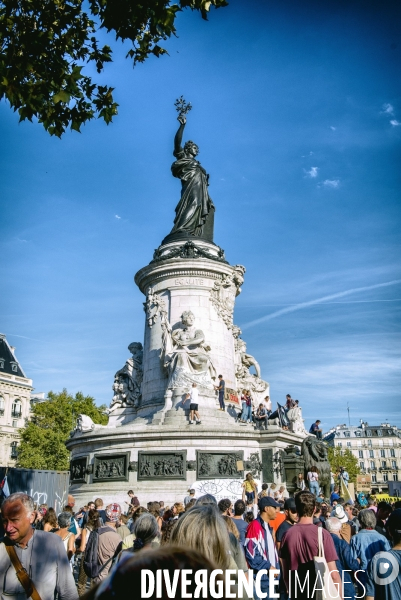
170, 505, 235, 571
170, 506, 252, 598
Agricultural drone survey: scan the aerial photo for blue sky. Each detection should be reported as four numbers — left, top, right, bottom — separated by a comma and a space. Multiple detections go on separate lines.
1, 0, 400, 432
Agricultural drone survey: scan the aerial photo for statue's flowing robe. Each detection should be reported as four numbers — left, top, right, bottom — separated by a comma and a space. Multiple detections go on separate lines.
171, 151, 213, 236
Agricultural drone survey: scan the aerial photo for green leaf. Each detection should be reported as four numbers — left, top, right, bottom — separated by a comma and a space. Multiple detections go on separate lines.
53, 90, 71, 104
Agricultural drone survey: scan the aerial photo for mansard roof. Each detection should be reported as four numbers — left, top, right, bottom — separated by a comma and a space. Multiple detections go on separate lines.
0, 333, 27, 378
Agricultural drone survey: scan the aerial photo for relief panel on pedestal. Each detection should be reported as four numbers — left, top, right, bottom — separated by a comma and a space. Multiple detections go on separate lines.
196, 450, 244, 480
138, 451, 186, 480
93, 452, 130, 482
70, 456, 88, 484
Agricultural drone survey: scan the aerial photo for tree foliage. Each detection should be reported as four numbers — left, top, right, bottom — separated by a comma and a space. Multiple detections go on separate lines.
0, 0, 228, 136
327, 445, 361, 485
17, 389, 108, 471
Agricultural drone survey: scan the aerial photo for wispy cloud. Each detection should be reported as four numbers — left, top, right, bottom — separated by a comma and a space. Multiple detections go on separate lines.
322, 179, 340, 188
382, 103, 394, 115
115, 215, 121, 219
242, 279, 401, 329
305, 166, 319, 178
330, 126, 336, 131
390, 119, 401, 127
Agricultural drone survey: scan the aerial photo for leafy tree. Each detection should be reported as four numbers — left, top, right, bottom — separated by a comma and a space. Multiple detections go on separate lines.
327, 445, 361, 485
17, 389, 108, 471
0, 0, 228, 136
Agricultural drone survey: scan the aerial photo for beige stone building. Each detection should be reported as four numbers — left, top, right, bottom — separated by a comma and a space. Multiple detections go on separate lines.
0, 333, 33, 467
324, 421, 401, 493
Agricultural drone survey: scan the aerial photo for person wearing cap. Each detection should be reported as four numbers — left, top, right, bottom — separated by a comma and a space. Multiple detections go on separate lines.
366, 508, 401, 600
184, 488, 196, 506
276, 498, 298, 552
331, 504, 352, 543
244, 496, 280, 598
93, 504, 123, 584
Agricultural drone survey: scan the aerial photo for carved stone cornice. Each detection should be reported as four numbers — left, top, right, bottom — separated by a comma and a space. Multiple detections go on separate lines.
151, 241, 227, 264
135, 256, 235, 294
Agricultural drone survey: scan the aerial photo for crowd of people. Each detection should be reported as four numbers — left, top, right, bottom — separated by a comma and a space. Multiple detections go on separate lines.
1, 479, 400, 600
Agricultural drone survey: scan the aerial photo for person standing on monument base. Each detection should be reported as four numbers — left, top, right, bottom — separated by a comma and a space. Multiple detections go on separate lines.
0, 492, 78, 600
215, 374, 225, 411
184, 382, 201, 424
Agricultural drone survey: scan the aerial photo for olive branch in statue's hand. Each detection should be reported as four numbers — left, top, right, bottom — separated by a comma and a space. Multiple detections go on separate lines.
175, 95, 192, 120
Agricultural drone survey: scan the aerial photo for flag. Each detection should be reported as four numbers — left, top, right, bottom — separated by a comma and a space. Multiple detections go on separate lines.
0, 475, 10, 498
277, 403, 290, 428
340, 476, 352, 504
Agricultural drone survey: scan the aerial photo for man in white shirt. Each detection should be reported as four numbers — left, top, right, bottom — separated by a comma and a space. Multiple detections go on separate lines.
186, 383, 201, 424
264, 395, 272, 416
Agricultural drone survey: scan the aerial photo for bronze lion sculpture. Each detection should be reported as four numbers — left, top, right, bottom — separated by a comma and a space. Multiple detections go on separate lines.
301, 436, 331, 498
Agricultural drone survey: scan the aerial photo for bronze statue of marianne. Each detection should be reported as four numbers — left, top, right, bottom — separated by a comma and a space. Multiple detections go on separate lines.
168, 115, 215, 242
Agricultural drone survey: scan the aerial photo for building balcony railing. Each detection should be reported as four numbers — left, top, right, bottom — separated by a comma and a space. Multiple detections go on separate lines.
11, 410, 22, 418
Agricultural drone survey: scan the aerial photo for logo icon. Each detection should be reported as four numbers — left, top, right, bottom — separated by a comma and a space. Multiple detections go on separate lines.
372, 552, 399, 586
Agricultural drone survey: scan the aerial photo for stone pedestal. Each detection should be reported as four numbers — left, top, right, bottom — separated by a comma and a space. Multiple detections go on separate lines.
66, 237, 305, 506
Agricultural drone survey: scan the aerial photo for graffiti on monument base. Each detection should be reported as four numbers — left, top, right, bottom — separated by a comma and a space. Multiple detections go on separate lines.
192, 478, 261, 504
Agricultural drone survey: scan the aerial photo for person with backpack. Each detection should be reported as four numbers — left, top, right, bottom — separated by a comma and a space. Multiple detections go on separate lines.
77, 509, 100, 596
83, 503, 122, 584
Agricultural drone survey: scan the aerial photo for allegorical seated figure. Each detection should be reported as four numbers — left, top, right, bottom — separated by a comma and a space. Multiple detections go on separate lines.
165, 310, 216, 389
169, 115, 215, 239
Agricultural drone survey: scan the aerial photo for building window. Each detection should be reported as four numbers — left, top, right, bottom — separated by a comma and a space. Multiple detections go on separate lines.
394, 473, 398, 481
347, 442, 351, 447
369, 450, 374, 458
372, 474, 377, 483
360, 462, 365, 469
380, 450, 385, 458
370, 461, 375, 469
0, 359, 4, 369
337, 442, 342, 447
10, 442, 18, 459
12, 419, 18, 428
383, 473, 388, 482
377, 430, 383, 436
368, 439, 373, 447
11, 364, 17, 372
344, 431, 350, 437
11, 400, 22, 418
358, 450, 364, 458
390, 449, 395, 457
367, 430, 372, 436
392, 461, 397, 469
355, 431, 361, 437
382, 461, 387, 468
0, 396, 4, 415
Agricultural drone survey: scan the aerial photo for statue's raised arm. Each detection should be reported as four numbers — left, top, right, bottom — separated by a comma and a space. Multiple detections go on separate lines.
167, 102, 215, 242
174, 115, 186, 156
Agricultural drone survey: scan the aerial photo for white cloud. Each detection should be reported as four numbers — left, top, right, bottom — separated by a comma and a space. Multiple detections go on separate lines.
115, 215, 121, 219
390, 119, 401, 127
322, 179, 340, 188
242, 278, 401, 329
305, 166, 319, 178
330, 126, 336, 131
382, 103, 394, 115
